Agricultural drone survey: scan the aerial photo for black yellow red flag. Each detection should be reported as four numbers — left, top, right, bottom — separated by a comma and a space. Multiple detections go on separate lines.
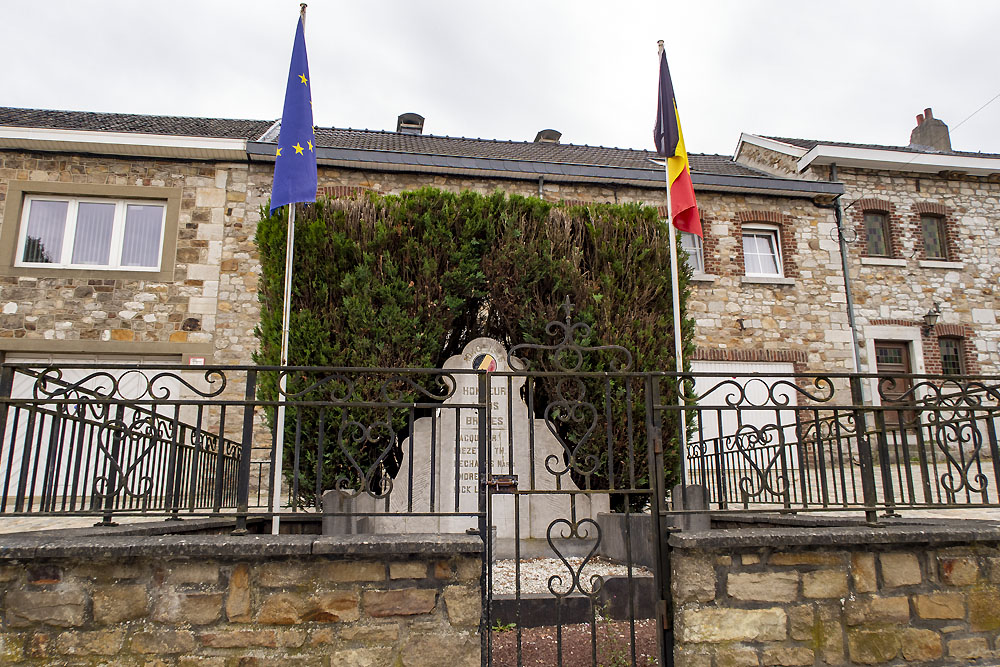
653, 49, 702, 237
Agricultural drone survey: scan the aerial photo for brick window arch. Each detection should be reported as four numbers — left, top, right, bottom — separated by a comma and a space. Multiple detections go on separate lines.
851, 198, 900, 258
921, 323, 979, 375
733, 210, 798, 278
912, 201, 959, 261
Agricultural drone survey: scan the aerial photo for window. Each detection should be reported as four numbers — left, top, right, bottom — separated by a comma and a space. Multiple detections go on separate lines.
680, 231, 704, 273
742, 226, 782, 277
864, 211, 891, 257
16, 196, 165, 271
939, 337, 965, 375
920, 214, 948, 260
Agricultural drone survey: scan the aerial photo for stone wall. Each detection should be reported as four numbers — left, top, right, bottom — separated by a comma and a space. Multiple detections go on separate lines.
671, 524, 1000, 666
0, 533, 481, 666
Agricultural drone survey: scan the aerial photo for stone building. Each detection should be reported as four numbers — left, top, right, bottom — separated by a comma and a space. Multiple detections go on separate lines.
737, 107, 1000, 406
0, 107, 845, 386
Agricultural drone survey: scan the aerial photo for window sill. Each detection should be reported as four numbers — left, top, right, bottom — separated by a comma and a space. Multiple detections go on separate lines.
918, 259, 963, 270
740, 275, 795, 286
860, 257, 907, 267
690, 273, 718, 283
0, 265, 175, 281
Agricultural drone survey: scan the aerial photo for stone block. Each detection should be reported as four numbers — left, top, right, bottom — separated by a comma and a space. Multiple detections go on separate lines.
195, 188, 226, 208
900, 628, 942, 662
434, 561, 454, 580
676, 648, 713, 667
330, 647, 396, 667
303, 591, 361, 622
444, 585, 480, 627
674, 555, 716, 603
679, 608, 787, 643
5, 589, 87, 627
179, 658, 227, 667
847, 629, 900, 664
54, 630, 125, 656
323, 560, 386, 583
152, 591, 224, 625
164, 561, 221, 586
851, 553, 877, 593
197, 629, 305, 648
802, 570, 848, 599
727, 572, 798, 602
390, 562, 428, 579
455, 557, 480, 581
715, 646, 759, 667
93, 584, 148, 624
340, 624, 400, 643
364, 588, 437, 618
257, 592, 306, 624
948, 637, 989, 659
130, 630, 197, 654
969, 586, 1000, 631
788, 604, 814, 641
761, 646, 814, 666
914, 592, 965, 619
769, 551, 845, 567
226, 562, 251, 622
0, 635, 23, 663
741, 554, 760, 566
399, 631, 480, 667
879, 553, 921, 587
938, 556, 979, 586
255, 561, 310, 588
844, 596, 909, 625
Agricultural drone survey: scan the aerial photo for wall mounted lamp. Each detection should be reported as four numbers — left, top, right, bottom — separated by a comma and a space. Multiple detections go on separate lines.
921, 303, 941, 336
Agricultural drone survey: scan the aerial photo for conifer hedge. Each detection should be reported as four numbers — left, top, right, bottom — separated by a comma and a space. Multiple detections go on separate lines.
255, 188, 693, 507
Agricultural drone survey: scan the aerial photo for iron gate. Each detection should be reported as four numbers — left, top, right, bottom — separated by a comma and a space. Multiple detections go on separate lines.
480, 308, 672, 667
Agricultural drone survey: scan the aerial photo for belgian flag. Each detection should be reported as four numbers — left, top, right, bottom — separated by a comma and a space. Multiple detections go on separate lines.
653, 47, 702, 237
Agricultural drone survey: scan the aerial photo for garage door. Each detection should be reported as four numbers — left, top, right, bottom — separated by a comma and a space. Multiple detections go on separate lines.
0, 354, 182, 513
688, 361, 799, 504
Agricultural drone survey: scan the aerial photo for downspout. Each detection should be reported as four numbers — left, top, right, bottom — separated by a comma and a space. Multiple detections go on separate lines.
830, 163, 864, 376
538, 175, 544, 199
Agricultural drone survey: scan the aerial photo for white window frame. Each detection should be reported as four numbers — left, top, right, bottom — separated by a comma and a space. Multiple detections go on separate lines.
741, 224, 783, 277
679, 230, 704, 273
15, 195, 167, 272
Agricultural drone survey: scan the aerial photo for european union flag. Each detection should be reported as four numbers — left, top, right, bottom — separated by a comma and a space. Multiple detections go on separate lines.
270, 16, 317, 213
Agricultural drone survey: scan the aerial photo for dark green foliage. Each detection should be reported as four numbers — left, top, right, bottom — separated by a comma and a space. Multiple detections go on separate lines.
254, 188, 693, 507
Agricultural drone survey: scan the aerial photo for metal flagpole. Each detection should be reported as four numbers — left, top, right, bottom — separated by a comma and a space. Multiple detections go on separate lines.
658, 40, 689, 493
271, 3, 308, 536
272, 203, 296, 535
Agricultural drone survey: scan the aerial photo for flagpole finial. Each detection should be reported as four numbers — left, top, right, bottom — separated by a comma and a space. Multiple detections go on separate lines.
300, 4, 307, 20
657, 39, 664, 54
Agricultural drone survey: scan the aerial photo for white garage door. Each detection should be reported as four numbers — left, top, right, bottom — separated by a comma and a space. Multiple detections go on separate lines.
1, 353, 181, 512
687, 362, 800, 502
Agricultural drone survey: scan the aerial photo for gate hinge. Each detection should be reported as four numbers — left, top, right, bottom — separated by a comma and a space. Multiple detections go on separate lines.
483, 474, 518, 493
659, 600, 671, 630
652, 432, 663, 454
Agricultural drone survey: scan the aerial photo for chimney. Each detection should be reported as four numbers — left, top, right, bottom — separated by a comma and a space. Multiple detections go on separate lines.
396, 113, 425, 135
533, 129, 562, 144
908, 107, 951, 151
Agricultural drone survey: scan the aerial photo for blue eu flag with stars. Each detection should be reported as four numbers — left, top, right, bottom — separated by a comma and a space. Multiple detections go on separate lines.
270, 16, 317, 213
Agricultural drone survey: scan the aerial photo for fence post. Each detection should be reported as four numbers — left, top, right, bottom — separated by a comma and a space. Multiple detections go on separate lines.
97, 403, 126, 526
646, 374, 673, 667
849, 375, 879, 523
233, 369, 257, 536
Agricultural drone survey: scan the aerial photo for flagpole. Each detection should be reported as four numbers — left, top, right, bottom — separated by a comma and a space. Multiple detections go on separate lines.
271, 3, 308, 536
658, 40, 689, 493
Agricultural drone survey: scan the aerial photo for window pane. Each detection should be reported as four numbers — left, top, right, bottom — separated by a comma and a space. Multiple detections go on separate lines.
743, 232, 779, 275
680, 231, 704, 273
22, 200, 68, 263
864, 212, 889, 256
120, 204, 164, 267
72, 202, 115, 265
921, 215, 946, 259
939, 338, 963, 375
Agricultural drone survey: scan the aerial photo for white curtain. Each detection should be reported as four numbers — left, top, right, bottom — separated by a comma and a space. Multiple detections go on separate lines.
23, 200, 68, 263
121, 204, 163, 267
71, 202, 115, 265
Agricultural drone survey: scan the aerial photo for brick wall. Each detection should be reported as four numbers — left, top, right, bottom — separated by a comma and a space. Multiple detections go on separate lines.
672, 528, 1000, 666
0, 535, 481, 666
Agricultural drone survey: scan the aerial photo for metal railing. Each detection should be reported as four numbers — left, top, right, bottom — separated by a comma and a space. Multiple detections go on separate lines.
2, 361, 1000, 530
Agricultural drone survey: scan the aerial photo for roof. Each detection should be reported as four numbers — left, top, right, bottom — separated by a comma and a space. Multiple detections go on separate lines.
765, 135, 1000, 160
0, 107, 273, 140
0, 106, 843, 197
313, 127, 767, 178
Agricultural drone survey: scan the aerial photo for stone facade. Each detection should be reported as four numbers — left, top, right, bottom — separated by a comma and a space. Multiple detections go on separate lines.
673, 533, 1000, 666
737, 144, 1000, 378
0, 537, 481, 666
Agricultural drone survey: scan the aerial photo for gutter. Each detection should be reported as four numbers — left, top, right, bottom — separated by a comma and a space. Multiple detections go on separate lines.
246, 141, 844, 199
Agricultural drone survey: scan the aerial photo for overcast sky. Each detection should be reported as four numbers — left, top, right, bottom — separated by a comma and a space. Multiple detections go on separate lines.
4, 1, 999, 156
